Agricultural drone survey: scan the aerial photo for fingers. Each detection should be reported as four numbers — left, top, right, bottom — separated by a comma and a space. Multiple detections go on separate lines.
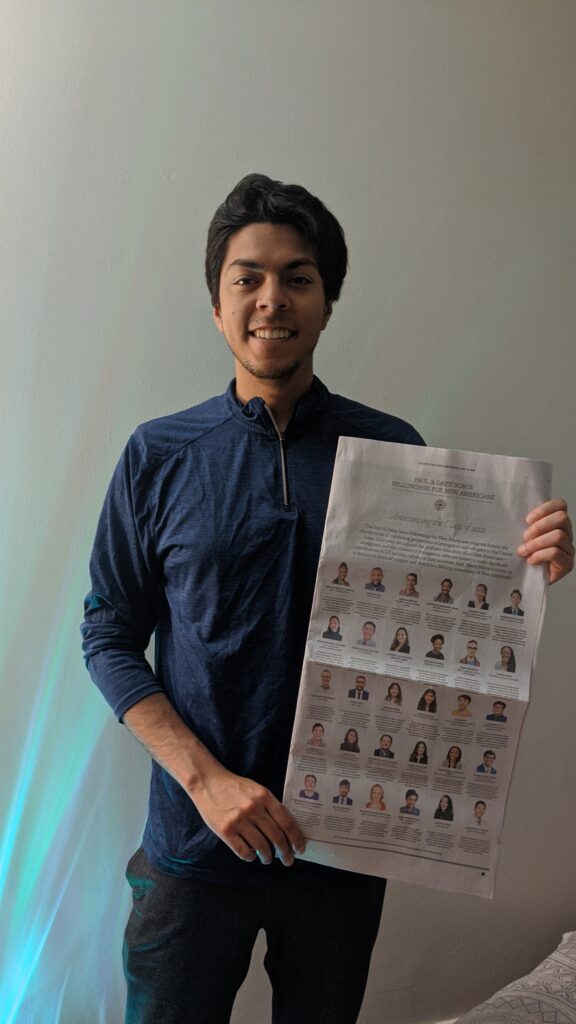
525, 498, 570, 529
518, 500, 575, 585
196, 772, 306, 867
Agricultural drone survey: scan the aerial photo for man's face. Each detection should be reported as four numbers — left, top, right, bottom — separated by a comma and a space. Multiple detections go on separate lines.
339, 782, 350, 797
511, 592, 521, 608
304, 775, 316, 793
406, 793, 417, 809
362, 623, 375, 642
380, 735, 392, 750
476, 803, 486, 819
355, 676, 366, 692
320, 670, 331, 689
213, 223, 332, 396
441, 579, 452, 596
457, 696, 470, 712
483, 753, 495, 768
466, 642, 478, 658
405, 574, 416, 592
493, 702, 505, 716
370, 568, 383, 586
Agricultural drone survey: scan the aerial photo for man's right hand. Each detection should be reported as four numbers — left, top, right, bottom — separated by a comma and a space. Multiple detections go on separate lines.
191, 766, 306, 867
123, 692, 305, 867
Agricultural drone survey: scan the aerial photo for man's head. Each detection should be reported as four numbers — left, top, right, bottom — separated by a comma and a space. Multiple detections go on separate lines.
362, 621, 376, 642
320, 669, 332, 689
492, 700, 506, 715
380, 734, 393, 750
475, 800, 486, 819
369, 567, 384, 587
205, 173, 348, 307
456, 694, 471, 712
304, 774, 317, 793
510, 589, 522, 608
338, 780, 351, 797
404, 572, 417, 591
354, 675, 366, 692
482, 751, 496, 768
405, 789, 418, 809
465, 640, 479, 658
440, 578, 453, 596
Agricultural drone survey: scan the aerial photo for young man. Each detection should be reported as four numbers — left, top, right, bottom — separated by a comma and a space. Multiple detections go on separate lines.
82, 174, 574, 1024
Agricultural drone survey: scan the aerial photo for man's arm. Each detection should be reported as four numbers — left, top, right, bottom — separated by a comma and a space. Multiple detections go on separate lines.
123, 693, 305, 867
518, 499, 574, 583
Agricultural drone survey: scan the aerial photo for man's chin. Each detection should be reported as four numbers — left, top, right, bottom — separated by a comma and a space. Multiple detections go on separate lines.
241, 359, 303, 383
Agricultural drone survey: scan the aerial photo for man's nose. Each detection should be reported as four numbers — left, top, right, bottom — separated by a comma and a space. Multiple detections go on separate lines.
256, 279, 290, 310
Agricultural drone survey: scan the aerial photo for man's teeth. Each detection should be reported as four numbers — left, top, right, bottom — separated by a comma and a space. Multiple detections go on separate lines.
252, 329, 293, 339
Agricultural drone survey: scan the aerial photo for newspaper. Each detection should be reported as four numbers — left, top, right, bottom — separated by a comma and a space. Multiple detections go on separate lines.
283, 438, 551, 897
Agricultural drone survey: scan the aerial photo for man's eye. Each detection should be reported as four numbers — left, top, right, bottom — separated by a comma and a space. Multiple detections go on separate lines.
235, 276, 256, 286
289, 276, 312, 285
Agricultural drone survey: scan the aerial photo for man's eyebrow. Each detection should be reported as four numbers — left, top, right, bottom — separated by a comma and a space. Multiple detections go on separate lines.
226, 257, 318, 271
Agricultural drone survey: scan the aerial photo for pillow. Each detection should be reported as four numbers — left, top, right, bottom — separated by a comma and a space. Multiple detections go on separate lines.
454, 931, 576, 1023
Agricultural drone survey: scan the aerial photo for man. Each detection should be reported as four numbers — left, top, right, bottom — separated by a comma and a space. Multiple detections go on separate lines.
434, 577, 454, 603
503, 589, 525, 616
373, 734, 394, 758
425, 633, 445, 659
459, 640, 480, 667
486, 701, 507, 723
399, 572, 419, 597
348, 674, 369, 700
333, 780, 353, 806
357, 620, 377, 647
365, 567, 385, 591
473, 800, 487, 825
319, 668, 332, 691
299, 775, 319, 800
81, 173, 574, 1024
476, 751, 497, 775
400, 790, 420, 816
452, 694, 472, 718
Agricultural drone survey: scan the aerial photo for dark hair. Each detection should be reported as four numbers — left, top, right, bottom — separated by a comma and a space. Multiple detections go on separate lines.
385, 681, 403, 704
434, 795, 454, 821
205, 173, 348, 305
409, 741, 428, 764
363, 621, 376, 631
405, 789, 418, 801
499, 645, 516, 672
475, 800, 487, 810
430, 633, 444, 644
417, 688, 437, 713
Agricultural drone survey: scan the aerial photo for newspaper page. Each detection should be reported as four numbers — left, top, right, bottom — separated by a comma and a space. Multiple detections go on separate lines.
283, 438, 551, 898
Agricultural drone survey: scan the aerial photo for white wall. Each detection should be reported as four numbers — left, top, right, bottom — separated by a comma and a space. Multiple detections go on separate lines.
2, 2, 575, 1021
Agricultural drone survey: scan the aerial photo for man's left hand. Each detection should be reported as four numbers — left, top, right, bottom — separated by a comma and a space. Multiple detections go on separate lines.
518, 498, 574, 584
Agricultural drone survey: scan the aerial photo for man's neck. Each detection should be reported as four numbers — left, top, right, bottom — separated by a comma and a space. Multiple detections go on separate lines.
234, 365, 314, 434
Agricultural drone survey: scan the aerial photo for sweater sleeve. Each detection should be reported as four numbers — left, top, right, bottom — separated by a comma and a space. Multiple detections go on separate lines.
81, 434, 165, 720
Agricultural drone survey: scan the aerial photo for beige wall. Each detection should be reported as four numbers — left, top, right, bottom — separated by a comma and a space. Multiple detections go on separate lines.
3, 2, 575, 1020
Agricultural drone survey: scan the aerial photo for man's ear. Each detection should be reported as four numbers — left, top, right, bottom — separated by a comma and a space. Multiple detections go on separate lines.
213, 305, 224, 334
321, 301, 333, 331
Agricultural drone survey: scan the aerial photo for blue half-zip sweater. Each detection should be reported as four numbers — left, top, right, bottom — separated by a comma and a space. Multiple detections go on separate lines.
82, 377, 424, 879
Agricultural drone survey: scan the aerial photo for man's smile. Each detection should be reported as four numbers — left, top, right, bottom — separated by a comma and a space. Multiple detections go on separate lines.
249, 328, 297, 339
